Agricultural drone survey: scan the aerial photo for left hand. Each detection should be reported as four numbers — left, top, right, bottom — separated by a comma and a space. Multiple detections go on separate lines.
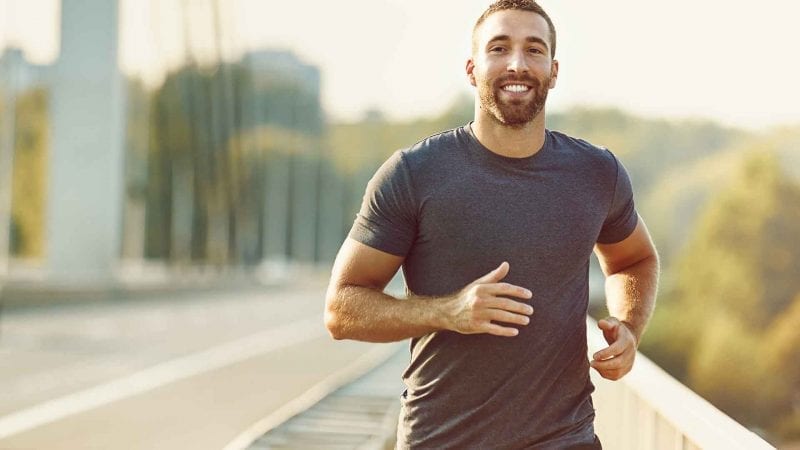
590, 317, 637, 380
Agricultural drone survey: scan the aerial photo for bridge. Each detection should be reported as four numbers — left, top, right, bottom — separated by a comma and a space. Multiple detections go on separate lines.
0, 1, 784, 449
0, 274, 776, 450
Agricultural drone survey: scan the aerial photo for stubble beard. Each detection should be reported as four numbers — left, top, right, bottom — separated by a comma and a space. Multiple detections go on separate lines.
478, 74, 551, 128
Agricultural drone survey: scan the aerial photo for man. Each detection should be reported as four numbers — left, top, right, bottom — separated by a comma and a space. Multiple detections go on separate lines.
325, 1, 659, 448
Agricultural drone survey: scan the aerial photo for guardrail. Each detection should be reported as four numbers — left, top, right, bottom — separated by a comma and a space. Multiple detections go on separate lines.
228, 318, 776, 450
587, 318, 775, 450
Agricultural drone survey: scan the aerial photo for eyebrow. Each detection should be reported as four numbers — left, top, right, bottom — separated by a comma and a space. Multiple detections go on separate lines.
487, 34, 549, 50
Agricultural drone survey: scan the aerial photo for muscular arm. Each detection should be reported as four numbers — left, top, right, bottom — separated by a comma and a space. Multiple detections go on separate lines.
590, 216, 659, 379
324, 238, 534, 343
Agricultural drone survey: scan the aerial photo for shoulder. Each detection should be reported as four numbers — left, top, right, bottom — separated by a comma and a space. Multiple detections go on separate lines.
370, 126, 466, 193
546, 129, 621, 173
399, 126, 466, 170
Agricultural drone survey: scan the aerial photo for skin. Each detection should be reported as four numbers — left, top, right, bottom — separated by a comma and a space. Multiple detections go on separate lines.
466, 9, 558, 158
325, 9, 659, 381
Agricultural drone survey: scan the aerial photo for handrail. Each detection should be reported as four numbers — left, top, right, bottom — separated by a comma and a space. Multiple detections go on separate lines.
587, 318, 775, 450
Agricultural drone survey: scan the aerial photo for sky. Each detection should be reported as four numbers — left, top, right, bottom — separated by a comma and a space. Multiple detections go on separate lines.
1, 0, 799, 130
238, 0, 800, 129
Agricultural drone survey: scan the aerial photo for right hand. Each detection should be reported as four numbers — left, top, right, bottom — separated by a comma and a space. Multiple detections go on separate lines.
444, 262, 534, 337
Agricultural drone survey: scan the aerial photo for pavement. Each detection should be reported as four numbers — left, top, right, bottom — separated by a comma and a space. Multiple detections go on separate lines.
0, 275, 392, 449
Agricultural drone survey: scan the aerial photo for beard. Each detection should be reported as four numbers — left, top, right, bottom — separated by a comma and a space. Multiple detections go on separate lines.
477, 73, 551, 128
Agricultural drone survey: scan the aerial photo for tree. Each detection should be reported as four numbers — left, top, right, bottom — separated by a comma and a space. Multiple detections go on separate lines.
10, 87, 48, 258
641, 150, 800, 437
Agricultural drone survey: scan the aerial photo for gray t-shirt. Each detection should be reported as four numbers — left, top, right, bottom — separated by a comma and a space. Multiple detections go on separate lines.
348, 124, 637, 449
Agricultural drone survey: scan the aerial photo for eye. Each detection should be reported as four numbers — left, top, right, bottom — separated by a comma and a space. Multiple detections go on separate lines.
528, 47, 544, 54
489, 46, 506, 53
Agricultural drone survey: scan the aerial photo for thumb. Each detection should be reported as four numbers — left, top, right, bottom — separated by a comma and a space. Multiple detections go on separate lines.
598, 317, 619, 343
475, 261, 509, 284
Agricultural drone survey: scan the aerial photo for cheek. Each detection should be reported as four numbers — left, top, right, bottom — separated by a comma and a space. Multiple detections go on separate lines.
474, 68, 497, 86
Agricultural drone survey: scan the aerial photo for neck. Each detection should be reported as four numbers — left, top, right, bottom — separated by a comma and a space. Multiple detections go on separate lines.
471, 104, 547, 158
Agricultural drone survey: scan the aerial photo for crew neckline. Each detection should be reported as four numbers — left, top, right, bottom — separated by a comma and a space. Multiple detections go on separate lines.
463, 122, 551, 168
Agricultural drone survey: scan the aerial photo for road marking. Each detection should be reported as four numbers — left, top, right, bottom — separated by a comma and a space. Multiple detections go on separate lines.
0, 315, 326, 440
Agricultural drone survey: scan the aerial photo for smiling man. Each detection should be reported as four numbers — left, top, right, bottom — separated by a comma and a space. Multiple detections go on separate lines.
324, 1, 659, 448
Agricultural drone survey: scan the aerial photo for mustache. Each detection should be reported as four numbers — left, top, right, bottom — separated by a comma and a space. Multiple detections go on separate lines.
494, 74, 541, 88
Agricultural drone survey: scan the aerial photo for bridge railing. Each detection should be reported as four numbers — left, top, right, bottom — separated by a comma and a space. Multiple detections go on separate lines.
587, 318, 775, 450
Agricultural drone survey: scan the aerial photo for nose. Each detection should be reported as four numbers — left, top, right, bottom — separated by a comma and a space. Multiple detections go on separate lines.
506, 50, 529, 73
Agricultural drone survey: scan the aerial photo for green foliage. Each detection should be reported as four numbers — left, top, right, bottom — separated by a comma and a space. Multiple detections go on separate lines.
686, 313, 768, 424
548, 107, 745, 194
640, 146, 753, 265
642, 150, 800, 440
9, 87, 49, 258
327, 95, 473, 177
677, 152, 800, 325
762, 295, 800, 425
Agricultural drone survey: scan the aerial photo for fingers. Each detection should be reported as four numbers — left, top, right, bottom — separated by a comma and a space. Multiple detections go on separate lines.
485, 308, 531, 326
482, 295, 534, 315
591, 319, 637, 380
592, 337, 626, 361
598, 317, 620, 345
473, 282, 532, 303
597, 317, 617, 331
474, 261, 510, 284
590, 348, 635, 380
485, 323, 520, 337
453, 263, 537, 337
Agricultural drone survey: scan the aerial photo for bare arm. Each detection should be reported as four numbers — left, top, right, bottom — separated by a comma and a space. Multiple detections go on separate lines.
324, 238, 534, 343
590, 216, 660, 379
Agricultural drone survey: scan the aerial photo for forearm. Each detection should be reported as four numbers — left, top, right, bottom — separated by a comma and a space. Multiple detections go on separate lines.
604, 254, 659, 345
325, 284, 448, 343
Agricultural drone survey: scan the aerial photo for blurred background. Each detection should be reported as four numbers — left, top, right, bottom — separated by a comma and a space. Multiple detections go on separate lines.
0, 0, 798, 448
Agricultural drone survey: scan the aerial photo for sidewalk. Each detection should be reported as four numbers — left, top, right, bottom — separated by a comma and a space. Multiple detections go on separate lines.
227, 344, 407, 450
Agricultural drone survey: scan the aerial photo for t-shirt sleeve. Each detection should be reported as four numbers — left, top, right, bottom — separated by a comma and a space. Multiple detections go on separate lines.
597, 151, 638, 244
347, 150, 417, 256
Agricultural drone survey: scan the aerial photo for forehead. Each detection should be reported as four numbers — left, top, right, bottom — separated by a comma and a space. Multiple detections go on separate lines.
476, 9, 551, 47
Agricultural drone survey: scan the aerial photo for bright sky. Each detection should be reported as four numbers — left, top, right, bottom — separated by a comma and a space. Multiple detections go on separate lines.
2, 0, 799, 130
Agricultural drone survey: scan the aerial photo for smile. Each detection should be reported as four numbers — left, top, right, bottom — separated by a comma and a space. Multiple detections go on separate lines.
502, 84, 531, 93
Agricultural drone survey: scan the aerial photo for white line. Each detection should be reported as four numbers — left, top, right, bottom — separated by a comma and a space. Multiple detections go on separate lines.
223, 342, 403, 450
0, 315, 326, 440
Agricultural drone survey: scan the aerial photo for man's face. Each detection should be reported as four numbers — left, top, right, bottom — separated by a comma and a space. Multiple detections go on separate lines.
468, 10, 558, 128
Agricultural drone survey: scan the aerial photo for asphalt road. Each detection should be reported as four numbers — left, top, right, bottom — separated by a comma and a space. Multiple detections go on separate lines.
0, 278, 381, 449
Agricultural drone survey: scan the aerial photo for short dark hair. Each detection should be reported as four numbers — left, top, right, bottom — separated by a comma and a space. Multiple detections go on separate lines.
472, 0, 557, 58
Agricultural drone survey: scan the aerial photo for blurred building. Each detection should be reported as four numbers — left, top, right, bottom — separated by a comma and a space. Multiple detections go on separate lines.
0, 0, 343, 286
244, 50, 321, 93
0, 48, 49, 92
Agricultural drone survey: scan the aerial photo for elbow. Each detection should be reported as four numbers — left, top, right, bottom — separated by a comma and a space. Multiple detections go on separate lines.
324, 290, 348, 340
324, 308, 346, 340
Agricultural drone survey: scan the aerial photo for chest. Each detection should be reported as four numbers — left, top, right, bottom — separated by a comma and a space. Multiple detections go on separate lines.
414, 166, 609, 267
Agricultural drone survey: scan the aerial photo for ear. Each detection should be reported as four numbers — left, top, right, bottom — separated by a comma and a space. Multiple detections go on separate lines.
466, 58, 477, 87
548, 59, 559, 89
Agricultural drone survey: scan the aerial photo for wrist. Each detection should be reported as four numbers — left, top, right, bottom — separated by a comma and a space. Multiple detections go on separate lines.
408, 293, 454, 332
433, 294, 458, 331
620, 320, 641, 347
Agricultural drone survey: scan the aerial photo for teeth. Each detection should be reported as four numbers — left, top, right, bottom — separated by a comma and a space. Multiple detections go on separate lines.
503, 84, 529, 92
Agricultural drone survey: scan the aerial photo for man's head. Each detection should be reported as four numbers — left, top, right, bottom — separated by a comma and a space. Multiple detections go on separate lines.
472, 0, 557, 59
467, 0, 559, 128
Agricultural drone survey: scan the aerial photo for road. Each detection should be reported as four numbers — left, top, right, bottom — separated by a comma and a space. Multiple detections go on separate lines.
0, 278, 383, 449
